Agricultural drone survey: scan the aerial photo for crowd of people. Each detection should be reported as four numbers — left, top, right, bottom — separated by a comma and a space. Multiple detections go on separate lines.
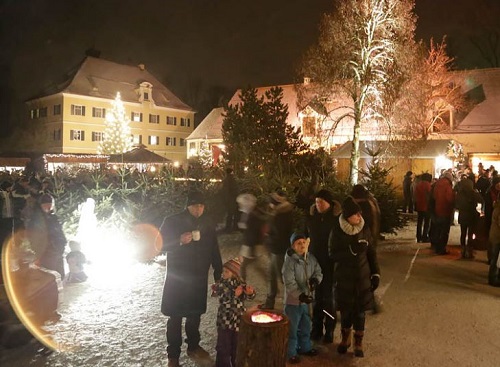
160, 182, 381, 366
405, 164, 500, 285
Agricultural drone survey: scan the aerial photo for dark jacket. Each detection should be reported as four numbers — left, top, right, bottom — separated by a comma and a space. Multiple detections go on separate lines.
328, 215, 380, 312
243, 207, 269, 247
266, 201, 294, 255
306, 204, 336, 272
456, 179, 482, 226
160, 209, 223, 316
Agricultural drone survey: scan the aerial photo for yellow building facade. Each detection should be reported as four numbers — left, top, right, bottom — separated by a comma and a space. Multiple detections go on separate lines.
26, 57, 195, 165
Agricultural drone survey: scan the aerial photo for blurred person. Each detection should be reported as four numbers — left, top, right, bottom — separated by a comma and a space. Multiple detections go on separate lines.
26, 193, 67, 278
488, 193, 500, 286
475, 169, 491, 212
305, 189, 339, 343
239, 198, 270, 282
283, 233, 322, 364
259, 190, 294, 310
64, 240, 88, 284
159, 190, 223, 367
329, 197, 380, 358
211, 258, 255, 367
414, 173, 433, 243
484, 176, 500, 263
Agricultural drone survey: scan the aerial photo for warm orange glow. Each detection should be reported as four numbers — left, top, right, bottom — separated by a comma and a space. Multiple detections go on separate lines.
251, 311, 283, 323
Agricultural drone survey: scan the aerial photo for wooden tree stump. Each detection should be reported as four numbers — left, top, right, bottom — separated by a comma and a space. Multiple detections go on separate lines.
236, 310, 289, 367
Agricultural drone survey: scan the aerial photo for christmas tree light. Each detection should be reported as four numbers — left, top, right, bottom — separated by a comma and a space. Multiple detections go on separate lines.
98, 92, 133, 154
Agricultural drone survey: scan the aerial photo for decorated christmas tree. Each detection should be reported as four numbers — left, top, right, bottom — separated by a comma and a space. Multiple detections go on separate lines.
98, 92, 133, 154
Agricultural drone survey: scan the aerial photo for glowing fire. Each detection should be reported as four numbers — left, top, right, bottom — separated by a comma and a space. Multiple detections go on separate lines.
251, 311, 283, 324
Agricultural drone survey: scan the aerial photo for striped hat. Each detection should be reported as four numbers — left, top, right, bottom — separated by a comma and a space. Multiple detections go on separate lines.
223, 258, 241, 279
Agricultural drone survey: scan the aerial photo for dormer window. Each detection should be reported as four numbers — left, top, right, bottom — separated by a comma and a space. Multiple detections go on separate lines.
139, 82, 153, 103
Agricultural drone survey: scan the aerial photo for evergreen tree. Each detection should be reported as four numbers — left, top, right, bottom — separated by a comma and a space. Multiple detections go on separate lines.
359, 148, 406, 234
198, 138, 213, 168
222, 86, 306, 175
98, 92, 133, 154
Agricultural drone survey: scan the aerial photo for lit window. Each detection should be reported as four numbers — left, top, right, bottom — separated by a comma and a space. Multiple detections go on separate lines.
131, 112, 142, 122
189, 142, 196, 150
92, 107, 106, 118
30, 109, 38, 119
149, 136, 159, 145
71, 105, 86, 116
133, 135, 142, 144
71, 130, 85, 141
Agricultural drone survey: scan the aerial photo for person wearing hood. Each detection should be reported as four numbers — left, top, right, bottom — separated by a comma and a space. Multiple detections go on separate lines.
282, 233, 322, 364
328, 197, 380, 358
305, 189, 340, 343
159, 190, 223, 367
259, 190, 295, 310
351, 184, 381, 248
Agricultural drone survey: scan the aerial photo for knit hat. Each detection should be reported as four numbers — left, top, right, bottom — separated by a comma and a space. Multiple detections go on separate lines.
290, 232, 307, 246
39, 193, 54, 205
223, 258, 241, 279
351, 184, 368, 200
342, 196, 361, 218
186, 191, 205, 207
315, 189, 334, 205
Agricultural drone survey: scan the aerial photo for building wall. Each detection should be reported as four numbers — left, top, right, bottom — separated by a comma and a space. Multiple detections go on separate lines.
27, 94, 194, 165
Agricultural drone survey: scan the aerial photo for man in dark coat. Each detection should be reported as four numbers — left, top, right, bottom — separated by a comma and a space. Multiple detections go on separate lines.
402, 171, 414, 213
305, 189, 340, 343
159, 191, 223, 367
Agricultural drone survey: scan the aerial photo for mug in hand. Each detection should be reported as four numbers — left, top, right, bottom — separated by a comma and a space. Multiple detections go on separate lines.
192, 230, 201, 241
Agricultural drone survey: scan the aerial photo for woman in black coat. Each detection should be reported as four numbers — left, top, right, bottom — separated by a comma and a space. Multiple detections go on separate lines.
329, 197, 380, 358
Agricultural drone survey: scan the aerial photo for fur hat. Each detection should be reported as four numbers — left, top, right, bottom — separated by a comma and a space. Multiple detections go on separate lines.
39, 193, 54, 205
290, 232, 307, 246
186, 191, 205, 207
223, 258, 241, 279
342, 196, 361, 218
315, 189, 334, 205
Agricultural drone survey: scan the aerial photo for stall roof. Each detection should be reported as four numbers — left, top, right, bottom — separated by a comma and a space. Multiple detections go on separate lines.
108, 146, 171, 164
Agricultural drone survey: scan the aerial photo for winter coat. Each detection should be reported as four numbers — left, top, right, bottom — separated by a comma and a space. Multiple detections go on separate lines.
211, 276, 255, 332
160, 209, 223, 317
266, 201, 295, 255
306, 204, 337, 271
26, 206, 67, 278
282, 248, 323, 306
415, 180, 432, 212
432, 176, 455, 217
328, 215, 380, 312
403, 175, 413, 199
456, 179, 482, 226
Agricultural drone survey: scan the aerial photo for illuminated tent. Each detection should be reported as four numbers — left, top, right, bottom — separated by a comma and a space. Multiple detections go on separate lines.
108, 145, 171, 164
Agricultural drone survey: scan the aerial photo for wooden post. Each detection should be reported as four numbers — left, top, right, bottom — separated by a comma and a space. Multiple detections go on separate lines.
236, 310, 289, 367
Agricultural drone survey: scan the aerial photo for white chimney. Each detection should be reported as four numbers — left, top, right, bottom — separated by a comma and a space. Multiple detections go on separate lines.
138, 64, 145, 71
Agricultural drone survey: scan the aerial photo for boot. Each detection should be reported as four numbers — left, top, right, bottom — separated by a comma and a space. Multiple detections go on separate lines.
353, 331, 364, 357
337, 328, 351, 354
323, 319, 335, 344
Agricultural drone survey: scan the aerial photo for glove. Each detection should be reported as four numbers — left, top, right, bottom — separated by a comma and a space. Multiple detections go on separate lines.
309, 278, 319, 291
371, 275, 380, 291
351, 239, 369, 254
299, 293, 314, 304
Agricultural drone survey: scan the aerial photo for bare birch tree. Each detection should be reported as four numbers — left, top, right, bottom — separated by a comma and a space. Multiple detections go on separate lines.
298, 0, 418, 184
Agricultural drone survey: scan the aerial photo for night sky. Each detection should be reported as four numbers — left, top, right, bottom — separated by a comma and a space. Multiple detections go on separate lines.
1, 0, 499, 133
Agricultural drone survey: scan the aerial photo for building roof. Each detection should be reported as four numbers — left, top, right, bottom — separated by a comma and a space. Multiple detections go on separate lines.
331, 139, 452, 159
186, 107, 225, 140
453, 68, 500, 133
31, 57, 194, 112
108, 146, 171, 164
